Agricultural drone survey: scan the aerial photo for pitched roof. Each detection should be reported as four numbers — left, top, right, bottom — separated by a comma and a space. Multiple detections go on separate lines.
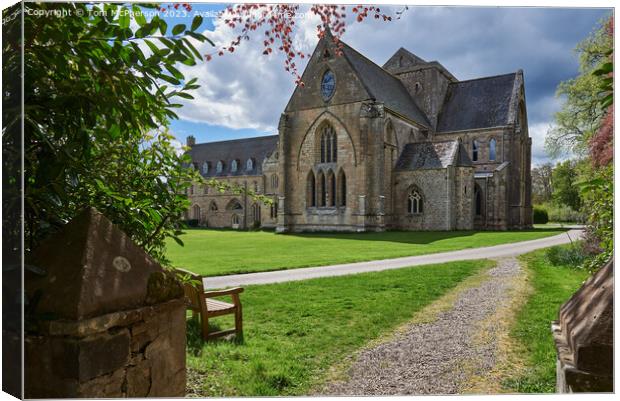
395, 140, 472, 171
436, 72, 517, 132
340, 42, 431, 127
186, 135, 278, 177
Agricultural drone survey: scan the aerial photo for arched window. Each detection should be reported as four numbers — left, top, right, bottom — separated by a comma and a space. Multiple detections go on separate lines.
271, 200, 278, 219
475, 184, 483, 216
231, 159, 238, 172
232, 201, 243, 210
202, 162, 210, 174
472, 140, 479, 162
489, 138, 497, 161
307, 171, 316, 207
216, 161, 224, 173
319, 124, 337, 163
246, 158, 254, 171
318, 171, 326, 207
251, 204, 261, 223
407, 188, 423, 214
338, 170, 346, 207
231, 214, 240, 226
203, 186, 208, 195
192, 204, 201, 220
209, 201, 218, 212
271, 174, 279, 190
327, 170, 336, 207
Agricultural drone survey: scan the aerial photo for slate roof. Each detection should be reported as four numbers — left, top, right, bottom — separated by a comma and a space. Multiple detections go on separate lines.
395, 141, 472, 171
340, 42, 431, 127
436, 72, 517, 132
186, 135, 278, 177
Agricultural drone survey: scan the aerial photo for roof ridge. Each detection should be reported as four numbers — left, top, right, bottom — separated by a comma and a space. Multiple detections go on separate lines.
452, 71, 517, 85
193, 134, 278, 147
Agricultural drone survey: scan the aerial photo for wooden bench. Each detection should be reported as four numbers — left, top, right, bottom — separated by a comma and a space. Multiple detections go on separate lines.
176, 268, 243, 341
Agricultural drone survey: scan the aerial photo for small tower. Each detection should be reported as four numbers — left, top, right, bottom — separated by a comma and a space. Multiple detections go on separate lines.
186, 135, 196, 147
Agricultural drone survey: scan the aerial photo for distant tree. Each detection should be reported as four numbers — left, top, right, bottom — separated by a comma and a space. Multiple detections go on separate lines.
531, 163, 553, 204
551, 160, 581, 211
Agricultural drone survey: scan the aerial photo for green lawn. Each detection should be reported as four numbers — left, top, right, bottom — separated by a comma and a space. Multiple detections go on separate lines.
503, 246, 589, 393
186, 259, 493, 396
167, 228, 565, 276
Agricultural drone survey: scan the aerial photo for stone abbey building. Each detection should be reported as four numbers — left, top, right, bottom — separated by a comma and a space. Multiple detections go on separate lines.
185, 32, 532, 232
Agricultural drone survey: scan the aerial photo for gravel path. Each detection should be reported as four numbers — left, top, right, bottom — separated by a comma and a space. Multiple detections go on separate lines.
319, 257, 523, 395
204, 229, 581, 288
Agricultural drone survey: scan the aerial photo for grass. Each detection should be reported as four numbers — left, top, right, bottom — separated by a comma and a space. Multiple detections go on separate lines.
185, 259, 494, 396
166, 228, 565, 276
502, 246, 589, 393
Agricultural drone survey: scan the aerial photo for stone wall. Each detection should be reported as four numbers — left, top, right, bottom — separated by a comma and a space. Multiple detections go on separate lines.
25, 299, 186, 398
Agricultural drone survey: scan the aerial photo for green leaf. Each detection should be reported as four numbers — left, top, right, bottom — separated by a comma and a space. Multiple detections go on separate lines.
172, 24, 186, 36
158, 18, 168, 35
191, 15, 203, 31
172, 91, 194, 99
159, 74, 181, 85
119, 7, 130, 29
166, 64, 184, 80
133, 5, 147, 27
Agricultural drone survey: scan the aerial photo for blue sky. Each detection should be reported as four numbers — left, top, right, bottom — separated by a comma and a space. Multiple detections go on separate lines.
162, 4, 611, 165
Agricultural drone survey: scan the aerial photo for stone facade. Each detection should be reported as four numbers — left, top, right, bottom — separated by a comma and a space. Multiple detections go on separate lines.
186, 34, 532, 232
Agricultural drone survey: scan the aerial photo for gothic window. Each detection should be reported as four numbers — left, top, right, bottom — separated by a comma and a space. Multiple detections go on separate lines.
407, 188, 423, 214
489, 138, 497, 161
271, 174, 279, 190
270, 202, 278, 219
251, 204, 261, 223
189, 185, 194, 196
232, 201, 243, 210
319, 124, 337, 163
246, 158, 254, 171
475, 184, 483, 216
203, 186, 208, 195
318, 171, 326, 207
192, 204, 201, 220
472, 140, 479, 162
231, 214, 240, 226
202, 162, 210, 174
216, 160, 224, 173
209, 201, 218, 212
307, 171, 316, 207
327, 170, 336, 207
338, 169, 346, 207
231, 159, 238, 172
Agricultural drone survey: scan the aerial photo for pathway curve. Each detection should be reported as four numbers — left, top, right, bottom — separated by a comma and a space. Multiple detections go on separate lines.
318, 257, 523, 395
204, 229, 582, 288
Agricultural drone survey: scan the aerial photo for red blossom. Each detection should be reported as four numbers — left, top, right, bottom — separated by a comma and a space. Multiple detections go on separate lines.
200, 3, 404, 85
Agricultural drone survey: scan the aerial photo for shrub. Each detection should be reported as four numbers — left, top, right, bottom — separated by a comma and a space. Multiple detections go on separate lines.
533, 207, 549, 224
538, 202, 586, 223
545, 243, 586, 267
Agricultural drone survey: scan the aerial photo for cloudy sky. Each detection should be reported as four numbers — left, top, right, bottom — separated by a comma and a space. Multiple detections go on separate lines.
166, 4, 611, 166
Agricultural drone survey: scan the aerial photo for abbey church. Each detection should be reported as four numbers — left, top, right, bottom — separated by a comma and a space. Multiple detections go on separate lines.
185, 32, 533, 232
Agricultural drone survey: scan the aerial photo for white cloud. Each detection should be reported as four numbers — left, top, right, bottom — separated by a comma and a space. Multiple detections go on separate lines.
175, 8, 322, 132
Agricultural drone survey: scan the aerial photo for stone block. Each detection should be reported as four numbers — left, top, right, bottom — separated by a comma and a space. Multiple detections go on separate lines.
78, 329, 130, 381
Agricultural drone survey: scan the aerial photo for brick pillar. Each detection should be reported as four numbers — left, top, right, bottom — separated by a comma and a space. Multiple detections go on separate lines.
25, 208, 187, 398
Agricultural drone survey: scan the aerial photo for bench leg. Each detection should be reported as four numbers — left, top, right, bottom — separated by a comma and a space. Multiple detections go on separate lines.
201, 314, 210, 340
235, 305, 243, 338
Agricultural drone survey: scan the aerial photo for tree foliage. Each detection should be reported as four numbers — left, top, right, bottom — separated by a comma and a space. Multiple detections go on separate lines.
551, 160, 582, 211
3, 2, 213, 263
546, 15, 613, 271
545, 16, 613, 157
531, 163, 553, 204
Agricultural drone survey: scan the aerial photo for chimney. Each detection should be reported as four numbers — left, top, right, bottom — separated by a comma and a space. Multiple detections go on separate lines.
186, 135, 196, 147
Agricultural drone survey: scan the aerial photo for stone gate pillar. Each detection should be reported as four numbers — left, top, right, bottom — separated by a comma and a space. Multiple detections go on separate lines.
24, 208, 187, 398
552, 259, 613, 392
